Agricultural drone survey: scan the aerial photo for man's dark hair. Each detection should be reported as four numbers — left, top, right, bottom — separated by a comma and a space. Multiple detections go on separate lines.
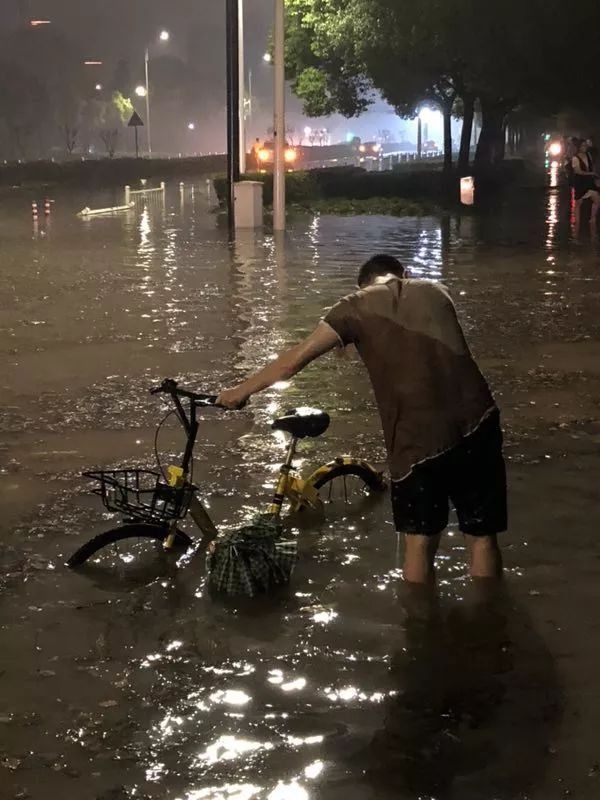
358, 254, 405, 288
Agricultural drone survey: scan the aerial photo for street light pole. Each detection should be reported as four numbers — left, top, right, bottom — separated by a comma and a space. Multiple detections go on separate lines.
273, 0, 286, 231
238, 0, 246, 174
226, 0, 241, 230
144, 47, 152, 155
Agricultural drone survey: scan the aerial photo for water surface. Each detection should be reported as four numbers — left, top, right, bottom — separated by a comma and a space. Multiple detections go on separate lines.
1, 184, 600, 799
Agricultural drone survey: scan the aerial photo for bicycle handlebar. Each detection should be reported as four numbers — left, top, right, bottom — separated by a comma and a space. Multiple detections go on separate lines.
150, 379, 218, 407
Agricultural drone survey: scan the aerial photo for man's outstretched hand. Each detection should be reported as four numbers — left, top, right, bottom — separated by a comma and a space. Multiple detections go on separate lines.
217, 386, 250, 410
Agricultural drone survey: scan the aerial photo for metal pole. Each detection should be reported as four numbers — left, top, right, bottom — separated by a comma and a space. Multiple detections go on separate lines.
248, 68, 253, 131
273, 0, 286, 231
417, 117, 422, 160
144, 48, 152, 155
226, 0, 241, 230
238, 0, 246, 174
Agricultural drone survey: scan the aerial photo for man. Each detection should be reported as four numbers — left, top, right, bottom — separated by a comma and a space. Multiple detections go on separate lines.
218, 255, 506, 584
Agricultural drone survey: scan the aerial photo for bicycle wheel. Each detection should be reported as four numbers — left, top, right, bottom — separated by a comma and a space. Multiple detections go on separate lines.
309, 460, 386, 510
67, 523, 193, 568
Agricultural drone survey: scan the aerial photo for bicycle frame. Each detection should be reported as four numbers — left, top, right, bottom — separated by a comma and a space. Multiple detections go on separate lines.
162, 394, 323, 549
163, 393, 219, 548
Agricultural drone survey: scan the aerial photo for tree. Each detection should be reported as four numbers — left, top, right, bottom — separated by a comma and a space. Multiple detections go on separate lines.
284, 0, 583, 173
60, 124, 79, 156
99, 129, 119, 158
0, 26, 85, 159
0, 60, 46, 159
285, 0, 468, 173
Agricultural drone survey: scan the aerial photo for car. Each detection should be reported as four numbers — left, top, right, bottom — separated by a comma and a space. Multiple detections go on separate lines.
358, 141, 382, 161
256, 141, 299, 171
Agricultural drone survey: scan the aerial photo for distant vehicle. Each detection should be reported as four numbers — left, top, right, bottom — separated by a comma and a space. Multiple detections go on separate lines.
358, 141, 382, 161
422, 140, 441, 155
257, 140, 299, 170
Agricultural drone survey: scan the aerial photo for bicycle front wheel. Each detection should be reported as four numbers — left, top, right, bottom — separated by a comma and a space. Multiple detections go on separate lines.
67, 523, 193, 568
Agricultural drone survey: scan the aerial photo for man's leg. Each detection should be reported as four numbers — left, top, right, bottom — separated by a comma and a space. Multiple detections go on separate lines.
464, 533, 503, 579
403, 532, 442, 584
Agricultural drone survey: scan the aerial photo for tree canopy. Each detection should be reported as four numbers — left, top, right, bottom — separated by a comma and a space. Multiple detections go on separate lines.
285, 0, 600, 169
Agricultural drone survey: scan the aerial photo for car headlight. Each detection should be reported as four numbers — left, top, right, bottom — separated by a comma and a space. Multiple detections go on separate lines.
284, 148, 297, 163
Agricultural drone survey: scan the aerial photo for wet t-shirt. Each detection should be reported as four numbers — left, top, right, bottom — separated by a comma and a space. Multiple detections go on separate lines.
323, 278, 496, 480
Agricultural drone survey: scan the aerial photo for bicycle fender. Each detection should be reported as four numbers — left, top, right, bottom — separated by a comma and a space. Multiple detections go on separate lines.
305, 456, 385, 489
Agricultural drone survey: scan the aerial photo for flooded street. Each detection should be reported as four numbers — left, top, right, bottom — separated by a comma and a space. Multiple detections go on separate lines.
2, 183, 600, 800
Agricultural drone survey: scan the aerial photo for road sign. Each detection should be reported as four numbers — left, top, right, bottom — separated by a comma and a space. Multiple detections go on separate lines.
128, 111, 144, 128
128, 112, 144, 158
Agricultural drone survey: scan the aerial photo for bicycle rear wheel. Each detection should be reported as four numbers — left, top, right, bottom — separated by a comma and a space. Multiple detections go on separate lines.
309, 460, 386, 510
67, 523, 192, 568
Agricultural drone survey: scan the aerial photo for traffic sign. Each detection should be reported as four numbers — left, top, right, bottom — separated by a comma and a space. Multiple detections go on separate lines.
128, 111, 144, 128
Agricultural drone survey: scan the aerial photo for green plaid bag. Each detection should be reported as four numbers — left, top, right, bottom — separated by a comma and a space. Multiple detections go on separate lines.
207, 515, 298, 597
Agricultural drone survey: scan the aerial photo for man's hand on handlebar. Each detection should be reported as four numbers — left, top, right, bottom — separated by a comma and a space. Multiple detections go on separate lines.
217, 386, 250, 410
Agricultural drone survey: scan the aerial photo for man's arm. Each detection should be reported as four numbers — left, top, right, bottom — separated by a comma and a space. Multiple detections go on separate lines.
217, 322, 341, 409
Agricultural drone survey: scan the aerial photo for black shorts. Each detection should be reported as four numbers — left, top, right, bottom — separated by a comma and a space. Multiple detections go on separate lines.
391, 410, 507, 537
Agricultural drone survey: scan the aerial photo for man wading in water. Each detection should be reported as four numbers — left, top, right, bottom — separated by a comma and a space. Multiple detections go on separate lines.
218, 255, 506, 584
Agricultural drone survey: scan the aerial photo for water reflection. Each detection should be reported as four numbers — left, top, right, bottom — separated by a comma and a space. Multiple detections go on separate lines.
365, 589, 563, 799
0, 189, 596, 800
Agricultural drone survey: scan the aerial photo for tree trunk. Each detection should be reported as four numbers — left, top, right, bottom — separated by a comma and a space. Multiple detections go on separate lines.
443, 105, 453, 173
475, 103, 508, 168
458, 95, 475, 174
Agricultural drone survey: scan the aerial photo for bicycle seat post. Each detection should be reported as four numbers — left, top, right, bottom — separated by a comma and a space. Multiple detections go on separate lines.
268, 435, 298, 517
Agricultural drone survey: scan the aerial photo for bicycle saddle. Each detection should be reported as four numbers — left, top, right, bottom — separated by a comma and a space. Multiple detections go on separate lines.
272, 407, 330, 439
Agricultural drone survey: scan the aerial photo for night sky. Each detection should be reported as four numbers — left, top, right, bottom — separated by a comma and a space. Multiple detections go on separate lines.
2, 1, 411, 152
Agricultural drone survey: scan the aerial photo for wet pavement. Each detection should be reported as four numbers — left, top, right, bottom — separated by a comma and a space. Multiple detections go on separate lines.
1, 182, 600, 799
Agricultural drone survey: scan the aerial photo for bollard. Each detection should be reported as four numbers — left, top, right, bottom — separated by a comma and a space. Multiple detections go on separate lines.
32, 201, 38, 221
44, 198, 51, 216
124, 185, 131, 205
460, 176, 475, 206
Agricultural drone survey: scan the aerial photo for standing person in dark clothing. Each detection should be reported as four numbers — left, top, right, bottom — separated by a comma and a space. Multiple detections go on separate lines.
218, 255, 506, 585
572, 139, 600, 224
586, 136, 599, 168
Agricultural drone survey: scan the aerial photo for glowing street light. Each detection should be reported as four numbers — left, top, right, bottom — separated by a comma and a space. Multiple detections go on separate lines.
84, 60, 103, 66
187, 122, 196, 131
159, 30, 170, 42
95, 83, 103, 92
263, 52, 272, 63
135, 85, 147, 97
30, 20, 51, 27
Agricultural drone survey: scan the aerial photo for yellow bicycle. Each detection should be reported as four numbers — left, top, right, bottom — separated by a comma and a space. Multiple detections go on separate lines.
67, 378, 385, 567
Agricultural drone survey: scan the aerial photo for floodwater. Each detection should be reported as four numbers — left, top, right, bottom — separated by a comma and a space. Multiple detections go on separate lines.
1, 181, 600, 800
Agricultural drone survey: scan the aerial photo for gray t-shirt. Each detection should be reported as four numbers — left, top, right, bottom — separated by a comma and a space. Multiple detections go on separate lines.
324, 278, 496, 480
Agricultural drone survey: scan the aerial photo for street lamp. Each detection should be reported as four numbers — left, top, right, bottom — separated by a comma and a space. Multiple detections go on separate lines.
95, 83, 103, 92
263, 52, 272, 63
144, 29, 170, 155
135, 85, 147, 97
187, 122, 195, 131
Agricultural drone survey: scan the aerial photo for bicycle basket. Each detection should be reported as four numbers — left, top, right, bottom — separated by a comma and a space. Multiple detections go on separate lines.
83, 469, 193, 523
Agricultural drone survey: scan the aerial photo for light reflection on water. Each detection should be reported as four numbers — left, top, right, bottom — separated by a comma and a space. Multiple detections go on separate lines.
1, 183, 596, 798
